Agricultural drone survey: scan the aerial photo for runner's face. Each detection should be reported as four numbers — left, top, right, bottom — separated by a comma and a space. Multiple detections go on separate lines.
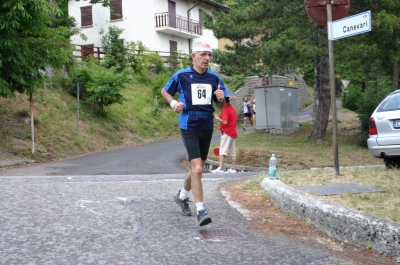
192, 51, 212, 73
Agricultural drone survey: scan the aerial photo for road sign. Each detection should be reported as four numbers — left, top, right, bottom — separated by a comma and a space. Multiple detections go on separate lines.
341, 79, 350, 89
304, 0, 350, 26
329, 11, 371, 40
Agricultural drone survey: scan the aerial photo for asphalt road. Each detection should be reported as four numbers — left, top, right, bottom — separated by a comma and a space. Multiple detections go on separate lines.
0, 102, 314, 176
0, 134, 227, 176
1, 172, 361, 265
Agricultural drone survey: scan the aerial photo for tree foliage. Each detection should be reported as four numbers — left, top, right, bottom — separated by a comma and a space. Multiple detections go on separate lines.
205, 1, 332, 139
67, 26, 166, 116
100, 26, 128, 71
333, 0, 400, 142
335, 0, 400, 92
69, 58, 131, 116
126, 41, 165, 81
99, 26, 165, 82
0, 0, 80, 98
206, 0, 400, 140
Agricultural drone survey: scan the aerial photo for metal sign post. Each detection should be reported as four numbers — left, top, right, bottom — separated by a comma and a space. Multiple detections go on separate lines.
341, 79, 351, 107
305, 1, 371, 175
77, 82, 80, 136
304, 0, 350, 175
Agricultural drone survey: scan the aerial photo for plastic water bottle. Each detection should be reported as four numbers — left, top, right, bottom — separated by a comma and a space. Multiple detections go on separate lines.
268, 154, 277, 180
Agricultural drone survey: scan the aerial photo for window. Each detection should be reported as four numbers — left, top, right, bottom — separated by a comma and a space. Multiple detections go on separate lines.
169, 40, 177, 54
110, 0, 123, 21
80, 6, 93, 27
378, 94, 400, 112
81, 44, 94, 60
199, 9, 203, 25
198, 9, 203, 35
169, 40, 178, 67
168, 0, 176, 28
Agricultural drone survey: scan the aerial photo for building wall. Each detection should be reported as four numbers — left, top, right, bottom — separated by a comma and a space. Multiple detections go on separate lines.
218, 38, 234, 52
68, 0, 219, 53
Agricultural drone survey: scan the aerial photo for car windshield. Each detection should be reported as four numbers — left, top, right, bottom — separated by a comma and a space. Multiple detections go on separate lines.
377, 94, 400, 112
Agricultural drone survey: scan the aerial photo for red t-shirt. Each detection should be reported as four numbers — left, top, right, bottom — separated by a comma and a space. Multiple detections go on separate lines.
220, 103, 238, 138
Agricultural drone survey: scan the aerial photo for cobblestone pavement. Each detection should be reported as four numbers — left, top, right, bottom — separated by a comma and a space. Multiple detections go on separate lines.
1, 173, 361, 265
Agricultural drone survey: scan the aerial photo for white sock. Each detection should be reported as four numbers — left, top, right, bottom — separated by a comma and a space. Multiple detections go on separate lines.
179, 188, 189, 200
195, 202, 204, 213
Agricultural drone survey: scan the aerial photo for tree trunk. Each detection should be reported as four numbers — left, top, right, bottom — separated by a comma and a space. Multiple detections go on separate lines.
312, 27, 319, 123
311, 28, 330, 140
30, 92, 35, 154
363, 67, 370, 93
100, 97, 104, 117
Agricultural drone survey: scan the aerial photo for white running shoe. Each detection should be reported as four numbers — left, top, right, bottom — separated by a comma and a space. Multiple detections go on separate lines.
225, 168, 237, 173
211, 167, 225, 173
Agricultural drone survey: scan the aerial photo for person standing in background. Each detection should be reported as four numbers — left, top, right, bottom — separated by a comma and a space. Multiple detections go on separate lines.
211, 97, 238, 173
251, 96, 256, 128
242, 96, 253, 130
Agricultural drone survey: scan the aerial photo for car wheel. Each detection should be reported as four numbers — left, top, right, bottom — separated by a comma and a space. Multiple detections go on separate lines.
383, 157, 400, 169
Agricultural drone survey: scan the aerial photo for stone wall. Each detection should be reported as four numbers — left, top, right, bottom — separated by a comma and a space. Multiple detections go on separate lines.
261, 178, 400, 257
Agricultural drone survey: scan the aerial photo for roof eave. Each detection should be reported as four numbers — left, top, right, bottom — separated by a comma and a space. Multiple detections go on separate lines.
190, 0, 230, 12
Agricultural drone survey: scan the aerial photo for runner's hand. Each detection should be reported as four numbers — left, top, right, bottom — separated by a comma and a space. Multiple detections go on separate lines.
214, 85, 225, 102
173, 102, 184, 113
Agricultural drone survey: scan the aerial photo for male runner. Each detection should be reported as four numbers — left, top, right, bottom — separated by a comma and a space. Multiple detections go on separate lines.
161, 42, 227, 226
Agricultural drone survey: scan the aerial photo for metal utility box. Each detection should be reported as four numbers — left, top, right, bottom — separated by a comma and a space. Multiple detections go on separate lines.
254, 85, 299, 135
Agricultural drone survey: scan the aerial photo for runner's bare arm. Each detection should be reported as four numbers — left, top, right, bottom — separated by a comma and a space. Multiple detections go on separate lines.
161, 88, 183, 113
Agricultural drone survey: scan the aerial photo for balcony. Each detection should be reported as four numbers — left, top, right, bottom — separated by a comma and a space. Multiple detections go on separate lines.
154, 12, 203, 39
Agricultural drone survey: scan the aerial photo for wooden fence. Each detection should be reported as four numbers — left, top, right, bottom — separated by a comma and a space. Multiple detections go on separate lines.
72, 44, 188, 67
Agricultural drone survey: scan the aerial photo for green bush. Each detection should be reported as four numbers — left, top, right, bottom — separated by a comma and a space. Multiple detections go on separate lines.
152, 72, 174, 106
67, 58, 132, 116
67, 60, 93, 99
85, 62, 131, 116
211, 49, 237, 76
356, 76, 393, 146
179, 54, 192, 69
126, 41, 165, 82
100, 26, 128, 72
224, 74, 245, 91
340, 84, 363, 111
44, 69, 70, 90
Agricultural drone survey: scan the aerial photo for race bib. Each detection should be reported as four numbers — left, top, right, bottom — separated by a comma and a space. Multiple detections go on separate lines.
191, 84, 212, 105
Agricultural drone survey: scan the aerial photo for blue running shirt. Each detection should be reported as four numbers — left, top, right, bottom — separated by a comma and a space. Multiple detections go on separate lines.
164, 67, 228, 130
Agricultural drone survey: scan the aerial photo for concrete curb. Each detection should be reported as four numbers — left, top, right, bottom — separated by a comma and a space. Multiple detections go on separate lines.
260, 178, 400, 257
205, 159, 269, 172
208, 157, 399, 257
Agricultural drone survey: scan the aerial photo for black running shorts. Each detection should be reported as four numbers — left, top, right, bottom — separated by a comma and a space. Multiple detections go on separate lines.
180, 129, 213, 161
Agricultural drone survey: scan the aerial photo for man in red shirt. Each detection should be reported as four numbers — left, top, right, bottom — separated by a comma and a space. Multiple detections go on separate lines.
212, 97, 238, 173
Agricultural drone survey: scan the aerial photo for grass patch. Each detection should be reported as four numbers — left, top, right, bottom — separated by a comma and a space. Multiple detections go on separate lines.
0, 79, 181, 162
208, 122, 379, 170
224, 104, 399, 223
276, 168, 400, 222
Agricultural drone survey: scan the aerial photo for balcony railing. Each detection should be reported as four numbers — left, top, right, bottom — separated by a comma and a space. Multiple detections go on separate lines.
154, 12, 202, 36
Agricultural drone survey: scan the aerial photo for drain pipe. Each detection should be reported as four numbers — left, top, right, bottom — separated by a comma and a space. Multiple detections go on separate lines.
187, 0, 204, 53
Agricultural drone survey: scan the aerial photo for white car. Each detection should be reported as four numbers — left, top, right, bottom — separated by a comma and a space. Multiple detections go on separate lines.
367, 89, 400, 168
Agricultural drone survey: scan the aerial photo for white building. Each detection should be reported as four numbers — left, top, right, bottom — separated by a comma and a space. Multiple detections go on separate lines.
68, 0, 229, 59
